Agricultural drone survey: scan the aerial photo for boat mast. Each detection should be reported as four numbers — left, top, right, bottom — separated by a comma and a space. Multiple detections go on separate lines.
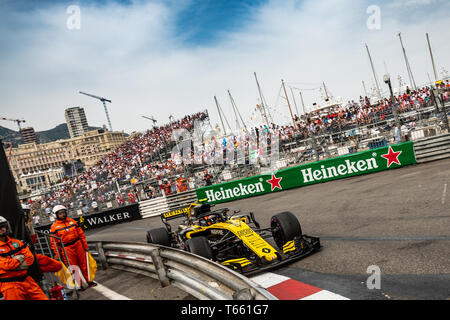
254, 72, 272, 127
290, 87, 300, 116
426, 33, 439, 82
323, 81, 330, 101
214, 96, 228, 136
227, 90, 248, 134
281, 79, 297, 129
299, 91, 306, 115
365, 43, 383, 100
398, 32, 417, 91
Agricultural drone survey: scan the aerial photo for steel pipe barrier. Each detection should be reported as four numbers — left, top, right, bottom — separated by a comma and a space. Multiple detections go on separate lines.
88, 241, 277, 300
165, 190, 198, 210
139, 196, 170, 219
138, 190, 198, 219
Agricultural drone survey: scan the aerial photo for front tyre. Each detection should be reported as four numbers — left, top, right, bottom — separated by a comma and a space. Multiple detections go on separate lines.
271, 211, 302, 249
185, 236, 213, 260
146, 227, 171, 246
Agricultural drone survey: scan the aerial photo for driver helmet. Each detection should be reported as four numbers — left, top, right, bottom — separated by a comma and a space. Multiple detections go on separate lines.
192, 204, 211, 218
203, 215, 217, 226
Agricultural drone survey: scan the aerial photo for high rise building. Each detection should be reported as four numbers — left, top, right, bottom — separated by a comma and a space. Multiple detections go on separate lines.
65, 107, 89, 138
21, 127, 38, 144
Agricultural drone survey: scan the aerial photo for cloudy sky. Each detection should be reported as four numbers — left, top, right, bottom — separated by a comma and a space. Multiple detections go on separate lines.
0, 0, 449, 134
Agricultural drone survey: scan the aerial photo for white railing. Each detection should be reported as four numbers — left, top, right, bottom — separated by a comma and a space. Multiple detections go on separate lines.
139, 190, 198, 219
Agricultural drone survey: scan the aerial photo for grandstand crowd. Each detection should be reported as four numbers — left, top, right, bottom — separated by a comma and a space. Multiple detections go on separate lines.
25, 111, 208, 222
23, 82, 450, 223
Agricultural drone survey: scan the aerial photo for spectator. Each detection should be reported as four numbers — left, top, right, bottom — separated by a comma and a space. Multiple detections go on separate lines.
401, 123, 410, 142
127, 191, 136, 204
393, 124, 401, 144
82, 203, 89, 215
32, 213, 40, 225
176, 175, 188, 193
162, 179, 172, 196
170, 179, 177, 195
91, 200, 99, 212
203, 170, 212, 186
117, 194, 125, 207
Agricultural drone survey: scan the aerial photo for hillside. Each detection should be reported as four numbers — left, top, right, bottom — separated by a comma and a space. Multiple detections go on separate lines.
0, 124, 103, 147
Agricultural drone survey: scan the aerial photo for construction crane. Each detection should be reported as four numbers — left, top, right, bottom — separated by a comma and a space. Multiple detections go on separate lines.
79, 91, 113, 132
0, 117, 26, 132
142, 116, 157, 125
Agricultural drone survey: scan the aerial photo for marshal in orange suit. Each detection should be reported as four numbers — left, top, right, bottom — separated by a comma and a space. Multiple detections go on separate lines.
50, 205, 97, 288
0, 216, 48, 300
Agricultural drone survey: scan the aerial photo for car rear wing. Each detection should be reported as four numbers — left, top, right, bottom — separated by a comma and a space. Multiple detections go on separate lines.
161, 206, 191, 222
160, 199, 209, 226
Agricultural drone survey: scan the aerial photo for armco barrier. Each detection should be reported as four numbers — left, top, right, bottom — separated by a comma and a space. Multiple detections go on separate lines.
139, 190, 197, 219
414, 132, 450, 163
196, 142, 417, 204
166, 190, 198, 210
139, 196, 170, 219
88, 241, 277, 300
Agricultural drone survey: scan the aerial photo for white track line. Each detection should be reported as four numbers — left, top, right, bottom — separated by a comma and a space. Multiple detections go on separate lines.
301, 290, 349, 300
91, 283, 131, 300
250, 273, 290, 288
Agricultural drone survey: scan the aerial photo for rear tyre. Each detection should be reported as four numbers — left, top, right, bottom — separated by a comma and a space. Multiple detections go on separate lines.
185, 236, 213, 260
146, 227, 170, 246
271, 211, 302, 249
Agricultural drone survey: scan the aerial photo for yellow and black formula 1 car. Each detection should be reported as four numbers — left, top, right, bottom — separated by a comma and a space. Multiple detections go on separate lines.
146, 200, 321, 276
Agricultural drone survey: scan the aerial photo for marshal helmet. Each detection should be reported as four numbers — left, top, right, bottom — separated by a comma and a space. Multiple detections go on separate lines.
52, 205, 67, 214
0, 216, 12, 235
52, 205, 68, 220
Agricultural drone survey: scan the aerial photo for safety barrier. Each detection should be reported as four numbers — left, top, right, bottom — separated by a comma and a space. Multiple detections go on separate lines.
138, 196, 170, 219
88, 241, 277, 300
139, 190, 197, 219
196, 141, 418, 204
166, 190, 198, 210
414, 132, 450, 163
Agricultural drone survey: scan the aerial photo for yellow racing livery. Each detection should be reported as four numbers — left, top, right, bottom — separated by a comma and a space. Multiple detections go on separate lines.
146, 200, 321, 275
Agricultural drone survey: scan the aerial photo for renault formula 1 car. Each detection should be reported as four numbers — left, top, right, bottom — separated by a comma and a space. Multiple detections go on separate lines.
146, 201, 321, 276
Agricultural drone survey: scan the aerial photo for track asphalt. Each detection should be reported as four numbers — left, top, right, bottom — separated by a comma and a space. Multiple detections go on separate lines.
84, 158, 450, 300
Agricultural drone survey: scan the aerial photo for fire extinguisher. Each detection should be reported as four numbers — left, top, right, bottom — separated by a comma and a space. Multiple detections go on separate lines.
49, 282, 67, 300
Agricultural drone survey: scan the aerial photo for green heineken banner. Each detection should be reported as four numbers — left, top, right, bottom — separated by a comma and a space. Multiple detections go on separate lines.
196, 142, 417, 204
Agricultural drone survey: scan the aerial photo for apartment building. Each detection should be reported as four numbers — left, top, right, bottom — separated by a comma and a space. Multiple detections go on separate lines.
21, 127, 38, 144
65, 107, 89, 138
66, 129, 127, 168
7, 129, 127, 194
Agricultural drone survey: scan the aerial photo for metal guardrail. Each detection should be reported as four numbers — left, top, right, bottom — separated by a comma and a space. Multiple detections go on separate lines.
88, 241, 277, 300
138, 190, 198, 219
166, 190, 198, 210
139, 196, 170, 219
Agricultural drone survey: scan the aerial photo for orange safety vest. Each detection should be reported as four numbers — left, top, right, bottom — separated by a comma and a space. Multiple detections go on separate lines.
164, 183, 172, 195
176, 178, 187, 193
50, 218, 88, 256
0, 237, 33, 282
